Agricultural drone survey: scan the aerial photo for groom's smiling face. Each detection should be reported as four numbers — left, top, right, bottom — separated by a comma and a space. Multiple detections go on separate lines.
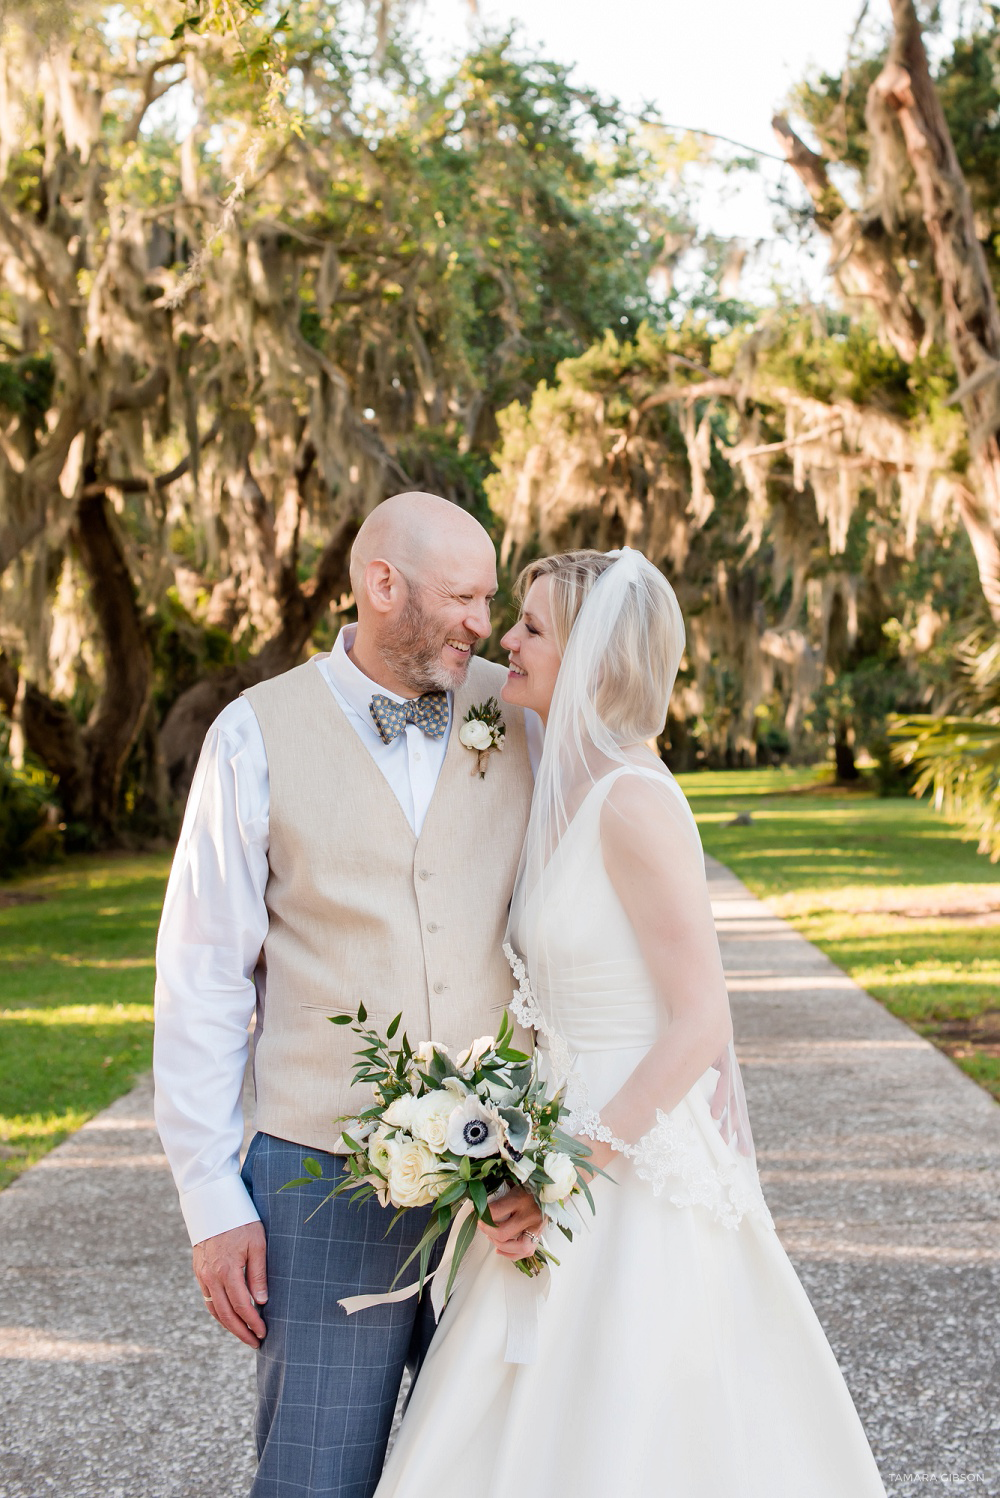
350, 493, 499, 698
381, 543, 498, 694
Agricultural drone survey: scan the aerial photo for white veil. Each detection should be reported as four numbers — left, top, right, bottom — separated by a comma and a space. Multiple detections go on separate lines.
504, 548, 771, 1229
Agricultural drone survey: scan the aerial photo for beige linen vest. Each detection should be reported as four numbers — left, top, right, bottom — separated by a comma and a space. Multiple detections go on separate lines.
243, 655, 533, 1152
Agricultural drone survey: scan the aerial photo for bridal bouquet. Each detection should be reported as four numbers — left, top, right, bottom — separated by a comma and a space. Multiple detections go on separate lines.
284, 1005, 597, 1306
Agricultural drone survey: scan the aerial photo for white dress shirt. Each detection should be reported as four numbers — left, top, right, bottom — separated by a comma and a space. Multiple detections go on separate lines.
154, 627, 541, 1245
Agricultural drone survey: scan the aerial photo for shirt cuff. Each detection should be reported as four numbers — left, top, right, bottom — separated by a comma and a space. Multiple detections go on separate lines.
179, 1171, 261, 1246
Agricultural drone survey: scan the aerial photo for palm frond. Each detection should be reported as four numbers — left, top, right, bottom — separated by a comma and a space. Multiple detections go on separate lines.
888, 713, 1000, 861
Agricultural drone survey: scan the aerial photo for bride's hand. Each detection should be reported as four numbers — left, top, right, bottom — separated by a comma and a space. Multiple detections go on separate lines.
477, 1186, 545, 1260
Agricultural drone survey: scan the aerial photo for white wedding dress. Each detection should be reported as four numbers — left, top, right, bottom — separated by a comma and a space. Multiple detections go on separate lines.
375, 769, 887, 1498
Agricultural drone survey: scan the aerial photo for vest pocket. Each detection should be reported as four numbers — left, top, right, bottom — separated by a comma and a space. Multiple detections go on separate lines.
299, 1001, 388, 1021
298, 1001, 374, 1022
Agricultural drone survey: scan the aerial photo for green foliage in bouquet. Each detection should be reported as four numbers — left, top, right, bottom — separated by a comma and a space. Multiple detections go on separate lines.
283, 1005, 600, 1304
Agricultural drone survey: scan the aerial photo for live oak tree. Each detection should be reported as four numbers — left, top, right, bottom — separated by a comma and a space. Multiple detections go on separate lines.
774, 0, 1000, 627
486, 313, 977, 773
770, 0, 1000, 852
4, 0, 996, 854
0, 0, 675, 842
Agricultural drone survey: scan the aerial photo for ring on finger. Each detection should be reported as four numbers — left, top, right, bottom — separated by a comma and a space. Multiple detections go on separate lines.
523, 1230, 539, 1245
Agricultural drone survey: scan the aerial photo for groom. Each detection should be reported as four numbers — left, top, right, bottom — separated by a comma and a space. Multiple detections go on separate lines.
154, 492, 543, 1498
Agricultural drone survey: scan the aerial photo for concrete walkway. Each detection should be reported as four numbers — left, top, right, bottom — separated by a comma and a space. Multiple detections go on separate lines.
1, 857, 997, 1498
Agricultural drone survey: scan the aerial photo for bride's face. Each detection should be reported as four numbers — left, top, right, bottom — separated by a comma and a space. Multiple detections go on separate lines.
500, 577, 562, 724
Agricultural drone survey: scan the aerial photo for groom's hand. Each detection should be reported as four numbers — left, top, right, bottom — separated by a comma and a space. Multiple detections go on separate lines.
193, 1222, 268, 1348
477, 1187, 545, 1261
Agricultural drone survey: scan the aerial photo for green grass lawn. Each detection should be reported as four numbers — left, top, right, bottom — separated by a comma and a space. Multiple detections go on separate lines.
0, 853, 170, 1190
678, 766, 1000, 1103
1, 770, 997, 1193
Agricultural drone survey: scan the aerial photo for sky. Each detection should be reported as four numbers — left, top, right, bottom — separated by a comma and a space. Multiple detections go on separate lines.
416, 0, 870, 159
409, 0, 970, 298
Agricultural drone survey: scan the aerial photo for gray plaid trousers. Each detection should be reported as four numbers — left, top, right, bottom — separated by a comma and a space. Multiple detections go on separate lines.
242, 1133, 441, 1498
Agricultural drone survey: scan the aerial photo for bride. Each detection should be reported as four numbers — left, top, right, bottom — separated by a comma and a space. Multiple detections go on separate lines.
375, 547, 887, 1498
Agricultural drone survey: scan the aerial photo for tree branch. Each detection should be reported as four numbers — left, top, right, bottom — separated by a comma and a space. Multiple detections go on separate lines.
80, 418, 221, 498
733, 419, 845, 462
772, 113, 925, 361
107, 366, 169, 413
122, 54, 185, 143
631, 378, 738, 424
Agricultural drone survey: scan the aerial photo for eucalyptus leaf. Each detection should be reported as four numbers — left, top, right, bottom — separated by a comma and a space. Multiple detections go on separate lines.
443, 1210, 479, 1303
497, 1106, 530, 1150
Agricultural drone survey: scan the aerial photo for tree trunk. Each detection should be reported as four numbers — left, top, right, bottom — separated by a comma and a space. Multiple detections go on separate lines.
159, 513, 359, 799
20, 684, 93, 823
3, 489, 154, 841
870, 0, 1000, 624
834, 727, 859, 782
70, 490, 154, 838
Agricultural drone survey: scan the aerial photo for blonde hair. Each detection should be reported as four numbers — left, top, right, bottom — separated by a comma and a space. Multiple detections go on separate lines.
514, 549, 685, 742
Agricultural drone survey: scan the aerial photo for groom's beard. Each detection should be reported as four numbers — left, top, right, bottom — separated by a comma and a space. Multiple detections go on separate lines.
380, 589, 477, 693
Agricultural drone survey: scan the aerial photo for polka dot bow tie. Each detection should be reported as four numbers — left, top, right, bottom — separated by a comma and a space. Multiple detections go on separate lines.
369, 691, 449, 745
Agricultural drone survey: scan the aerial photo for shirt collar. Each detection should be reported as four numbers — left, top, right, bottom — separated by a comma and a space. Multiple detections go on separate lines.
328, 624, 452, 725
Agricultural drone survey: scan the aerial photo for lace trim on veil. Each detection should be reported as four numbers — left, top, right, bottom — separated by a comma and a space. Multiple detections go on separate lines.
504, 944, 774, 1233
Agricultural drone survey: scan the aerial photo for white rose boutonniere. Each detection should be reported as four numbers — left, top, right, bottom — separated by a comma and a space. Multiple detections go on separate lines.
460, 696, 506, 778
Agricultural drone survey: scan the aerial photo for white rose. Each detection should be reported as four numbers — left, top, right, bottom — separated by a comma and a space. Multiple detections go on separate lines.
412, 1041, 440, 1068
387, 1137, 447, 1207
456, 1034, 495, 1074
409, 1091, 458, 1154
382, 1093, 422, 1130
459, 719, 493, 751
539, 1150, 578, 1205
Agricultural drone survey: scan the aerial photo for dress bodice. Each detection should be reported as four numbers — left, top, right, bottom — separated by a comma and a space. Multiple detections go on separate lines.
506, 766, 774, 1235
520, 773, 662, 1054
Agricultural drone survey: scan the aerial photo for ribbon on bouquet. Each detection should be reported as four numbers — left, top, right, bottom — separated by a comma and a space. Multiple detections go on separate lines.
337, 1201, 550, 1364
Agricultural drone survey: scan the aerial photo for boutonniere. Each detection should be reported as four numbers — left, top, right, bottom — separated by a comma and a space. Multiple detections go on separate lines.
459, 696, 506, 779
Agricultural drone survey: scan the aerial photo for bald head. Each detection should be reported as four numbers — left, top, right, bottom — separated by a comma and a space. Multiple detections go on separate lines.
347, 491, 499, 696
349, 491, 493, 596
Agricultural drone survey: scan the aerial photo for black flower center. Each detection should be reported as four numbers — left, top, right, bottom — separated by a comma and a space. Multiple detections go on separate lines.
463, 1119, 490, 1146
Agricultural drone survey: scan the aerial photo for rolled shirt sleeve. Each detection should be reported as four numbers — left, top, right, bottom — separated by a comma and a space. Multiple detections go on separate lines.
153, 699, 271, 1245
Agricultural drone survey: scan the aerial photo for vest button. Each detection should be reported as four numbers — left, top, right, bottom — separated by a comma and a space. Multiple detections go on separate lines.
418, 869, 430, 880
433, 982, 445, 994
426, 922, 439, 933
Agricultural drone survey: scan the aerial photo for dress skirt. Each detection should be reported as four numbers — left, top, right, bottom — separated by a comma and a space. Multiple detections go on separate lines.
375, 1054, 886, 1498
